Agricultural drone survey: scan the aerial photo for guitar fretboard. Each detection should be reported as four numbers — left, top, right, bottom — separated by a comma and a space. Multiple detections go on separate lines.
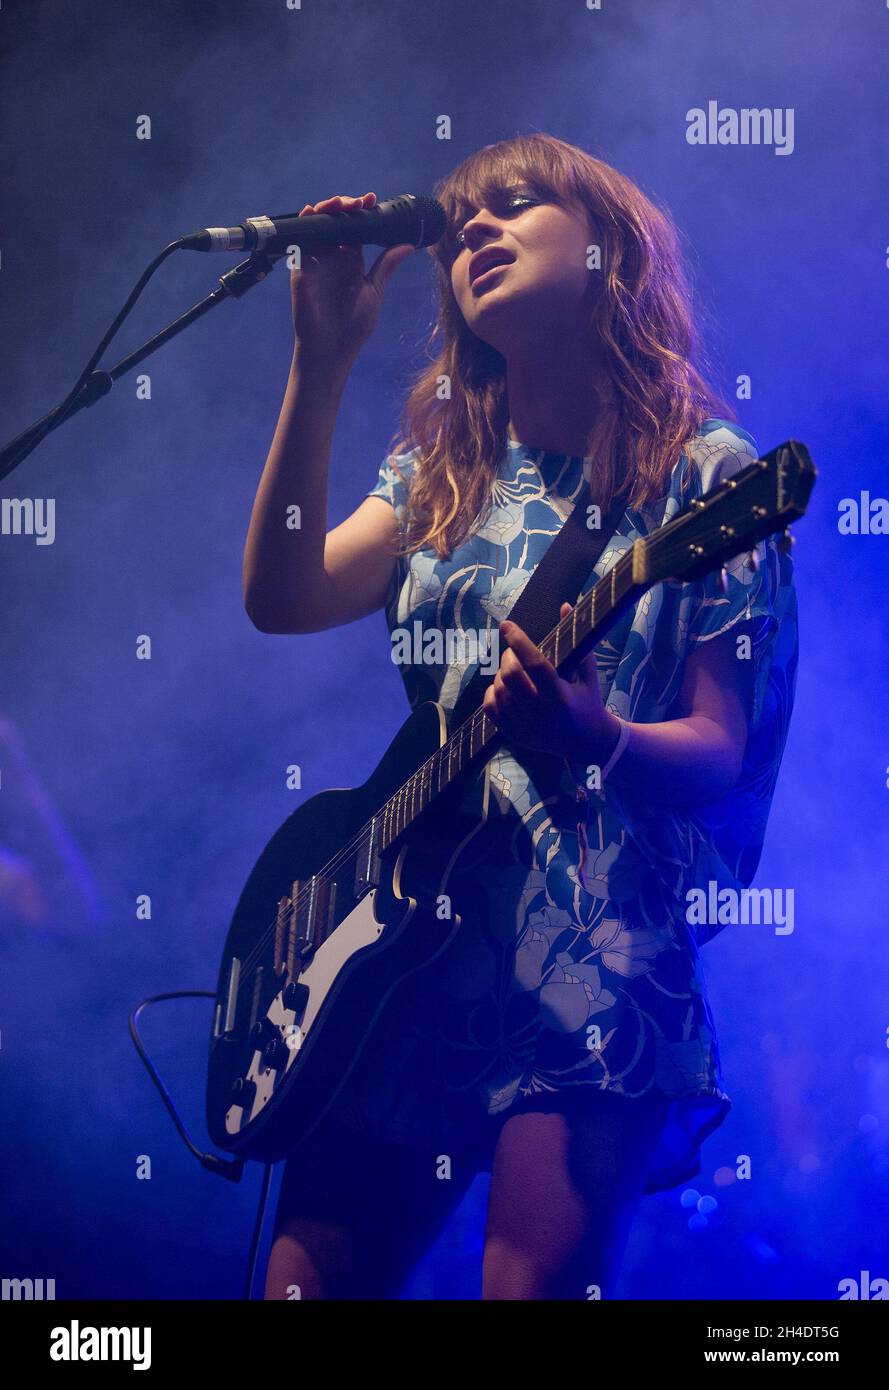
376, 540, 642, 851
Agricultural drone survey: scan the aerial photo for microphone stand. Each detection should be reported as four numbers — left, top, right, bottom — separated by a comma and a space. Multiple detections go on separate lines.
0, 249, 283, 480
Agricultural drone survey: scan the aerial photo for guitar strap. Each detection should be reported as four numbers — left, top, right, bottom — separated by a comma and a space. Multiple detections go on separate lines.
448, 481, 629, 728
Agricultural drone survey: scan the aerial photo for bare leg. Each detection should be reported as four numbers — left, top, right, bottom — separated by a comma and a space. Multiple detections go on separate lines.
482, 1091, 671, 1300
264, 1131, 477, 1300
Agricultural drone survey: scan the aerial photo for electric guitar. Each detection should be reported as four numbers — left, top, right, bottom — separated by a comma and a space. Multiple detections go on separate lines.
206, 440, 816, 1161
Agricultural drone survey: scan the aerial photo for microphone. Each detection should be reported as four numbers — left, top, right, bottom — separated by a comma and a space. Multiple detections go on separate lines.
179, 193, 446, 253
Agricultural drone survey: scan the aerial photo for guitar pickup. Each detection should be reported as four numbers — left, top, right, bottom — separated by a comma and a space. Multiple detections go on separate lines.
353, 817, 381, 895
214, 956, 241, 1039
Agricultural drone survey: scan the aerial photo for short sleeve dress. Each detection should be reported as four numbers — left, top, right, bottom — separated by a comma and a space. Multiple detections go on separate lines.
346, 417, 798, 1195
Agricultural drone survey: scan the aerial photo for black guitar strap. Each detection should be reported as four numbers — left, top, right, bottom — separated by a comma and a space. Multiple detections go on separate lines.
449, 482, 629, 728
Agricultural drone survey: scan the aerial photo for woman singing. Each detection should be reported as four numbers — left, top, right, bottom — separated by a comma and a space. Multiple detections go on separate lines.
245, 134, 797, 1300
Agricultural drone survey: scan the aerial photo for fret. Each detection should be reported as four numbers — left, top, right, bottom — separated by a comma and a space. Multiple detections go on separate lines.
363, 577, 609, 856
617, 553, 631, 599
340, 444, 816, 886
423, 757, 432, 807
431, 759, 441, 800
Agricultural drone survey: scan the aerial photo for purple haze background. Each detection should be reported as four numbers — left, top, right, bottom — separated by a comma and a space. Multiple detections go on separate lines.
0, 0, 887, 1298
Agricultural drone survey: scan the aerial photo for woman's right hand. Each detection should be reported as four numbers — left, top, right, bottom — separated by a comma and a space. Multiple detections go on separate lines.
289, 192, 415, 370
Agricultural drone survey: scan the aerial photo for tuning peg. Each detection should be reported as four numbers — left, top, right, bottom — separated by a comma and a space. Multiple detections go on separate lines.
717, 566, 729, 594
775, 527, 794, 553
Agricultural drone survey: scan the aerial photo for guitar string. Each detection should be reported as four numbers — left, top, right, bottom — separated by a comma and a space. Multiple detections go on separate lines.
230, 542, 642, 989
229, 521, 732, 992
228, 508, 763, 994
228, 547, 629, 990
228, 519, 740, 992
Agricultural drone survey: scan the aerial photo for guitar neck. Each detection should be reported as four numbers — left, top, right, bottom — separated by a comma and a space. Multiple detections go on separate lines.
375, 542, 644, 852
365, 438, 816, 859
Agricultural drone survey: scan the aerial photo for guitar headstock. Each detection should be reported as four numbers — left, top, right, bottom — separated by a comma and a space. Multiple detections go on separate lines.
641, 440, 817, 585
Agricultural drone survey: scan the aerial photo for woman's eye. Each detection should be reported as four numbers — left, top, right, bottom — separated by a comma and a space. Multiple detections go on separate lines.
454, 194, 539, 250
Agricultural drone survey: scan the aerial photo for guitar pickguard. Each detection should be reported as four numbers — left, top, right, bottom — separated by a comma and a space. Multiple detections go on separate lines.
224, 883, 400, 1138
222, 762, 493, 1146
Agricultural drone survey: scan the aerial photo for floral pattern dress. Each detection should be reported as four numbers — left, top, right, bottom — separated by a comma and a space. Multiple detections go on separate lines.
346, 418, 797, 1194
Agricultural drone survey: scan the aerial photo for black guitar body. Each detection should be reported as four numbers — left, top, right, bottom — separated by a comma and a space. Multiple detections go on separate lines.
205, 440, 816, 1165
206, 700, 491, 1161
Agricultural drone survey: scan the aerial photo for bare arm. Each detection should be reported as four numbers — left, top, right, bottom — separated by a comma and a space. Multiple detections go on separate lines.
486, 613, 755, 810
242, 190, 414, 635
592, 626, 755, 806
243, 350, 400, 633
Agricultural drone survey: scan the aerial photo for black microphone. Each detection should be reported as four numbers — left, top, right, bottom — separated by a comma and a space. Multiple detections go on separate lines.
179, 193, 446, 253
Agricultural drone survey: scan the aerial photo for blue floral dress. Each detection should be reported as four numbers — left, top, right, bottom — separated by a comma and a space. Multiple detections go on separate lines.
350, 418, 797, 1194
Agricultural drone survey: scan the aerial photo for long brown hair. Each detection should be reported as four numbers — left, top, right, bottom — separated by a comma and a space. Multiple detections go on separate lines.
388, 133, 733, 559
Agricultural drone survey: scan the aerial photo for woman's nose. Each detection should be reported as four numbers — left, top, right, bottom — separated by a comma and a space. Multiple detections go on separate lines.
460, 210, 503, 252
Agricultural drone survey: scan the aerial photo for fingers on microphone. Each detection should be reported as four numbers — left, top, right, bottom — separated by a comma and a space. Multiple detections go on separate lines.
309, 195, 366, 213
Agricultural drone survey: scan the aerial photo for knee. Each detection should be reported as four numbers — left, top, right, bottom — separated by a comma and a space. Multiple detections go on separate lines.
483, 1234, 622, 1306
482, 1235, 607, 1301
264, 1222, 363, 1300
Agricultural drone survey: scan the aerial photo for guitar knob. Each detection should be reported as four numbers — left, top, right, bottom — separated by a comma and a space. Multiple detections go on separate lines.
262, 1037, 288, 1071
282, 980, 310, 1018
229, 1076, 256, 1109
249, 1017, 276, 1050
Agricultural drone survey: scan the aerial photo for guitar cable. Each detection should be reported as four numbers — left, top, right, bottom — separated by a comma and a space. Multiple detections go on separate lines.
129, 991, 276, 1299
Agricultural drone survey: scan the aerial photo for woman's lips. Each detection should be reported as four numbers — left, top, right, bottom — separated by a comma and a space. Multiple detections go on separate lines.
471, 261, 511, 292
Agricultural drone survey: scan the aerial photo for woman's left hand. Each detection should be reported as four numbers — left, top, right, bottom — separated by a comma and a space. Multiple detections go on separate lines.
482, 603, 619, 761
